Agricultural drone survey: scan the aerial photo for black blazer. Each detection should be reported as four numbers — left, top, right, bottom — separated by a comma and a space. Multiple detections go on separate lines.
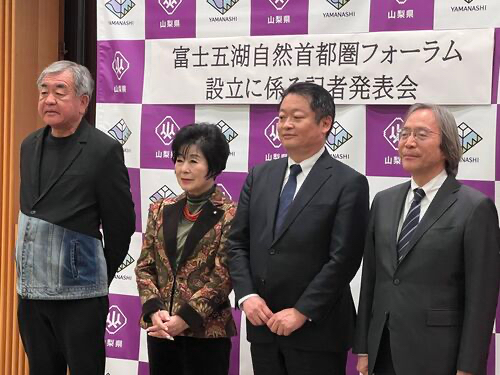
354, 175, 500, 375
20, 120, 136, 282
228, 149, 369, 351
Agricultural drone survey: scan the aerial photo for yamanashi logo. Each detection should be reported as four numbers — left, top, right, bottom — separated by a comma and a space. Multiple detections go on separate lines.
105, 0, 136, 19
457, 122, 482, 154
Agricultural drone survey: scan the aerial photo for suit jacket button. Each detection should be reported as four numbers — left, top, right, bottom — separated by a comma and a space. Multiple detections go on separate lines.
30, 210, 36, 215
269, 249, 276, 255
261, 278, 266, 285
393, 278, 400, 286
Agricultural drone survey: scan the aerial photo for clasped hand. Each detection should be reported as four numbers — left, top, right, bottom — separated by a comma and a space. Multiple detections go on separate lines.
242, 296, 307, 336
146, 310, 188, 339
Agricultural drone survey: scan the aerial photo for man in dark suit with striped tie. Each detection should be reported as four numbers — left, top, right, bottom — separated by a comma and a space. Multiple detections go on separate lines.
354, 104, 499, 375
228, 82, 370, 375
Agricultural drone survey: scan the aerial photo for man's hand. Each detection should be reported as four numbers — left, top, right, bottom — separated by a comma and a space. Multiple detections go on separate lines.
267, 308, 307, 336
242, 296, 274, 326
356, 355, 369, 375
165, 315, 189, 337
457, 371, 473, 375
146, 310, 172, 339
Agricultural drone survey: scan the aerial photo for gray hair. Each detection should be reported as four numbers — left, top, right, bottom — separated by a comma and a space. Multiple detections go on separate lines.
37, 60, 94, 99
404, 103, 462, 176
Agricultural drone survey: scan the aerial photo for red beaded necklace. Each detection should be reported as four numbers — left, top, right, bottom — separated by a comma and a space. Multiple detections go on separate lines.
183, 204, 202, 222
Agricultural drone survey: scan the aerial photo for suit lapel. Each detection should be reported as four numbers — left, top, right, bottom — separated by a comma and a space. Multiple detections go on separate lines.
266, 158, 288, 240
34, 121, 89, 205
272, 150, 332, 244
390, 182, 411, 270
30, 127, 48, 200
398, 175, 460, 266
180, 200, 223, 268
163, 199, 184, 272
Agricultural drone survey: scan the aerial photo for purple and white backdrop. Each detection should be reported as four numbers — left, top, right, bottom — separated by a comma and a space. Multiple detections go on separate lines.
96, 0, 500, 373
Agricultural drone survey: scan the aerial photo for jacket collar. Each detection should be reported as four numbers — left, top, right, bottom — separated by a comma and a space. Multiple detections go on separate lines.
395, 175, 460, 268
162, 186, 230, 272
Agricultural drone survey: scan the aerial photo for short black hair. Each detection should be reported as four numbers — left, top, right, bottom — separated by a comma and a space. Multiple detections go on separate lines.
171, 123, 230, 179
279, 82, 335, 137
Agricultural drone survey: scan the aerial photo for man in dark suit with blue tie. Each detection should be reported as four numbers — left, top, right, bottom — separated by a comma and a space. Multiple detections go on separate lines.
228, 82, 370, 375
354, 104, 499, 375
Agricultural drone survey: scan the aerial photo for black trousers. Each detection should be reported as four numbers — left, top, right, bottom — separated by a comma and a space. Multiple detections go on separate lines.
373, 326, 397, 375
17, 296, 109, 375
250, 342, 347, 375
147, 335, 231, 375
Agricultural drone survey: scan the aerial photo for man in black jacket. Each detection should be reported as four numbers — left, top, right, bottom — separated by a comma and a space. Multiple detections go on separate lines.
228, 82, 369, 375
16, 60, 135, 375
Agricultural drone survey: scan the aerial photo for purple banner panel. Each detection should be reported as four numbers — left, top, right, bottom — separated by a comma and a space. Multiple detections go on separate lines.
492, 29, 500, 104
249, 105, 287, 169
145, 0, 196, 39
105, 294, 142, 360
346, 351, 358, 375
487, 334, 495, 375
250, 0, 308, 36
497, 293, 500, 334
138, 362, 149, 375
369, 0, 434, 32
97, 40, 145, 104
217, 172, 248, 203
496, 105, 500, 180
128, 168, 142, 233
365, 105, 410, 177
229, 309, 242, 375
140, 104, 195, 169
459, 180, 495, 201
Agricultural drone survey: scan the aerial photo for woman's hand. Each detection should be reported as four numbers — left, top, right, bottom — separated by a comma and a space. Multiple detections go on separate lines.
146, 310, 173, 340
164, 315, 189, 337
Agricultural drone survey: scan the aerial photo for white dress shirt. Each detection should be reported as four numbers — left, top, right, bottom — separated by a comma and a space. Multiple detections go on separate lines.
397, 169, 448, 239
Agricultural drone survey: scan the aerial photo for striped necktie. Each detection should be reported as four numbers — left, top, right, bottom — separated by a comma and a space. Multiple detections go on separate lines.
396, 188, 426, 263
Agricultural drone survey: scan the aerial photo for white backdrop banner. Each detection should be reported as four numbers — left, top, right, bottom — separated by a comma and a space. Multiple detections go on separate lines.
143, 28, 494, 105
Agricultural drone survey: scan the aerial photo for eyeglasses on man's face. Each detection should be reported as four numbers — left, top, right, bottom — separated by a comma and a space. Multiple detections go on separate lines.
398, 127, 439, 142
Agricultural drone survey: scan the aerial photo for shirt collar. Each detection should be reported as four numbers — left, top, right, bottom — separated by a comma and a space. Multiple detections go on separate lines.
410, 169, 448, 198
288, 146, 325, 175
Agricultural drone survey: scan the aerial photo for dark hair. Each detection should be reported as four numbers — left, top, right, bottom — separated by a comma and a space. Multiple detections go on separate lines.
171, 123, 230, 179
279, 82, 336, 137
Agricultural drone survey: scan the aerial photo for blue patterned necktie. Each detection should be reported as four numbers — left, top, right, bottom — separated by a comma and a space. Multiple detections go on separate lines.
274, 164, 302, 235
396, 188, 426, 263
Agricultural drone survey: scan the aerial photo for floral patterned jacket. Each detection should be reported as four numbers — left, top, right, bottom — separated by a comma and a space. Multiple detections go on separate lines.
135, 187, 237, 338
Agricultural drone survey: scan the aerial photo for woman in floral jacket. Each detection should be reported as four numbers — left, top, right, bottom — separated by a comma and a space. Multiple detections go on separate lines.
135, 123, 237, 375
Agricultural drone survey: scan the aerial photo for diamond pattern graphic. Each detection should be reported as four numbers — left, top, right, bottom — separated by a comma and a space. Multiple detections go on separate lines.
105, 0, 136, 19
264, 117, 282, 149
269, 0, 290, 11
383, 117, 404, 151
159, 0, 183, 15
326, 0, 350, 10
108, 119, 132, 145
155, 116, 180, 146
116, 253, 135, 273
106, 305, 128, 335
112, 51, 130, 80
207, 0, 240, 15
149, 185, 177, 203
458, 122, 482, 154
216, 120, 239, 143
326, 121, 352, 152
